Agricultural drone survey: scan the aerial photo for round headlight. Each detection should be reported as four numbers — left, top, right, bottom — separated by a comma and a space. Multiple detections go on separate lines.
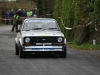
58, 37, 63, 42
25, 38, 30, 43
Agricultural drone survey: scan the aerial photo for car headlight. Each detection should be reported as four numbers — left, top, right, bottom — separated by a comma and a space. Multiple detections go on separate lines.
57, 37, 63, 42
25, 38, 30, 43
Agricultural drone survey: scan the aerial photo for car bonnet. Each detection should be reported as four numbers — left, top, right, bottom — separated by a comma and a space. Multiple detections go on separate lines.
22, 30, 64, 37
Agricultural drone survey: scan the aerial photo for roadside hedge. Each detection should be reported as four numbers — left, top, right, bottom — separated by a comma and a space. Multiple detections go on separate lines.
36, 0, 100, 44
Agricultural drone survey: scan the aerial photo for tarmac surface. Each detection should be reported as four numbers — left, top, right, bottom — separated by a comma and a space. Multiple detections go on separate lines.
81, 50, 100, 59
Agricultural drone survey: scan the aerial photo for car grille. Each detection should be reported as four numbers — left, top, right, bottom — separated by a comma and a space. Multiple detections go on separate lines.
24, 37, 64, 43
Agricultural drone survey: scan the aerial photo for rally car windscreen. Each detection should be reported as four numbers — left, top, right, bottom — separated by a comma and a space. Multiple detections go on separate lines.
22, 20, 60, 31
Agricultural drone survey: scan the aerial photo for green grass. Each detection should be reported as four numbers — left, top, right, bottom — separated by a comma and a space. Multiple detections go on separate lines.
67, 42, 100, 50
0, 22, 7, 26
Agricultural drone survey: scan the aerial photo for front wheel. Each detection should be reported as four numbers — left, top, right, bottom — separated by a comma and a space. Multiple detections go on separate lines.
19, 45, 26, 58
15, 42, 19, 55
59, 45, 67, 58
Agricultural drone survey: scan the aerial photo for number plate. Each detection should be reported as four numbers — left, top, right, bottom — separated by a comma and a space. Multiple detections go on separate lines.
32, 48, 54, 51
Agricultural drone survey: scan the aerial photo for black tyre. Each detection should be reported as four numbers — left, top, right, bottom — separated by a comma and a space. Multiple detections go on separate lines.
19, 45, 26, 58
59, 45, 67, 58
15, 43, 19, 55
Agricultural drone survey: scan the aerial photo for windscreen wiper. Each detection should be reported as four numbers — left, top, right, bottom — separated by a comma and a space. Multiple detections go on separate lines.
32, 28, 42, 30
47, 28, 59, 31
48, 28, 57, 29
26, 28, 42, 31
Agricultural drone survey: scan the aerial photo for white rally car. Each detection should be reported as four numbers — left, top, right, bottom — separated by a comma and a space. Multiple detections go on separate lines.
15, 18, 67, 58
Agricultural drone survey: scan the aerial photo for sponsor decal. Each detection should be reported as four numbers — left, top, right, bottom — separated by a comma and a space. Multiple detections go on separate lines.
26, 20, 55, 23
36, 43, 52, 46
38, 34, 50, 36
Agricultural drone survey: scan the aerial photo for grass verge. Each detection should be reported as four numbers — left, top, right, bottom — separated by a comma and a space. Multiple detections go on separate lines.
0, 23, 7, 26
67, 42, 100, 50
0, 20, 8, 26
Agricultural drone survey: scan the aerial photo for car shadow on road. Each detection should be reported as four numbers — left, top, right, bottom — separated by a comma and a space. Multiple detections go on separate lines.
20, 53, 67, 59
26, 54, 59, 58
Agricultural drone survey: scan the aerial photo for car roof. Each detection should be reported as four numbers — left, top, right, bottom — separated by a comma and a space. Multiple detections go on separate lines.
24, 18, 56, 21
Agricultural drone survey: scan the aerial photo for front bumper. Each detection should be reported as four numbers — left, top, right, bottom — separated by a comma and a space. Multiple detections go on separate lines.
23, 46, 63, 51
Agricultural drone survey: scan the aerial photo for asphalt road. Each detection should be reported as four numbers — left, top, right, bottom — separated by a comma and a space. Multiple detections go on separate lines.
0, 25, 100, 75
